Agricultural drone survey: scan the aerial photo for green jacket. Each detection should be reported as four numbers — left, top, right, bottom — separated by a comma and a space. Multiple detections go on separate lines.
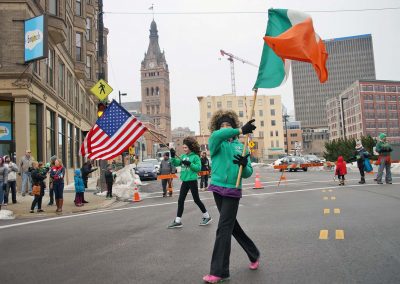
376, 141, 392, 157
171, 152, 201, 181
209, 128, 253, 189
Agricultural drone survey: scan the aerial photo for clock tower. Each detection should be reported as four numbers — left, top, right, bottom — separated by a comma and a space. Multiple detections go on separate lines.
141, 20, 171, 142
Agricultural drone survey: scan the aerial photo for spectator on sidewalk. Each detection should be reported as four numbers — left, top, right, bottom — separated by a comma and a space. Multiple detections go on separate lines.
3, 155, 18, 205
199, 151, 210, 191
50, 159, 65, 213
104, 165, 115, 199
376, 133, 393, 184
30, 162, 47, 213
159, 152, 174, 197
81, 160, 98, 203
47, 155, 57, 206
74, 169, 85, 206
19, 150, 34, 196
0, 157, 9, 210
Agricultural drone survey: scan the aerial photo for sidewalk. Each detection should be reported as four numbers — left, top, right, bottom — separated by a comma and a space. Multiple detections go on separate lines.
2, 188, 119, 219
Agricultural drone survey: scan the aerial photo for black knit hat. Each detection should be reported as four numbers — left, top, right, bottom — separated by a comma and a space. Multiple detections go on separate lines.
217, 116, 236, 129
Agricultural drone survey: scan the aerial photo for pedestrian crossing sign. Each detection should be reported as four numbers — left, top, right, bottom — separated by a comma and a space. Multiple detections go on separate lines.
90, 79, 113, 100
249, 141, 255, 148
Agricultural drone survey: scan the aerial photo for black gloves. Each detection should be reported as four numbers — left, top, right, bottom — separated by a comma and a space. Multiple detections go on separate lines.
233, 154, 250, 167
241, 119, 256, 135
181, 160, 191, 167
170, 148, 176, 158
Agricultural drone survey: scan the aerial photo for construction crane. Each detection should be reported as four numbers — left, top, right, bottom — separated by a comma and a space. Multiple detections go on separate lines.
220, 49, 258, 95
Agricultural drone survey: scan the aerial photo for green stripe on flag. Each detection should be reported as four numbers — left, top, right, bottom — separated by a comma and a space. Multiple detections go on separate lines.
254, 9, 292, 89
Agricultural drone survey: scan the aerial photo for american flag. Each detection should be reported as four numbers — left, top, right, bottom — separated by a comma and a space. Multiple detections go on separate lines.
81, 100, 147, 160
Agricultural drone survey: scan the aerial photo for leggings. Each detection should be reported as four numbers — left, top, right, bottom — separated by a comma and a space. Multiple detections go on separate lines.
53, 182, 64, 199
177, 180, 207, 217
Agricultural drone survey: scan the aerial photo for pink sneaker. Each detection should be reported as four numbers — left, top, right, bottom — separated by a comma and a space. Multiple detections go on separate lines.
249, 259, 260, 270
203, 274, 228, 283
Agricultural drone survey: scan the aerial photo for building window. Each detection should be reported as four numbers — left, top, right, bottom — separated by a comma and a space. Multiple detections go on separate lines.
30, 104, 39, 161
217, 102, 222, 108
275, 130, 279, 136
270, 131, 273, 137
271, 120, 276, 126
270, 98, 275, 105
58, 116, 66, 163
86, 17, 92, 41
46, 49, 54, 87
46, 109, 56, 161
74, 127, 80, 168
76, 33, 82, 61
238, 100, 243, 107
260, 121, 264, 127
75, 0, 82, 16
74, 83, 79, 111
259, 110, 263, 116
239, 111, 244, 117
271, 140, 274, 147
227, 101, 232, 108
80, 89, 84, 114
86, 55, 92, 79
207, 102, 211, 108
33, 61, 40, 75
67, 122, 73, 168
67, 23, 73, 53
207, 112, 211, 118
146, 88, 149, 96
270, 109, 275, 116
146, 106, 150, 115
49, 0, 58, 15
259, 131, 264, 138
156, 87, 160, 95
67, 71, 73, 106
58, 61, 65, 98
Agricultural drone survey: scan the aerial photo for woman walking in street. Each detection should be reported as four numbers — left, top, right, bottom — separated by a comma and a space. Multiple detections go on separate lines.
199, 151, 210, 191
203, 110, 260, 283
168, 137, 212, 229
50, 159, 65, 213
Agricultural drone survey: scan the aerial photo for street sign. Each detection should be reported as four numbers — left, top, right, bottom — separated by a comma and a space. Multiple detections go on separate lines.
249, 141, 255, 148
90, 79, 113, 100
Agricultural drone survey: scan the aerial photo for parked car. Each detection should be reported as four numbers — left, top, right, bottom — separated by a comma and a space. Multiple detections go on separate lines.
303, 154, 321, 164
142, 158, 160, 172
280, 156, 308, 172
135, 162, 158, 180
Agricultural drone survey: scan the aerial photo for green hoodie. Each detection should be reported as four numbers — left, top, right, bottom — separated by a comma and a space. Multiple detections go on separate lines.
171, 152, 201, 181
209, 128, 253, 189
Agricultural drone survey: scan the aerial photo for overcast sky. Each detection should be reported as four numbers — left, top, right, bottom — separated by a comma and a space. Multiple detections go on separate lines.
103, 0, 400, 133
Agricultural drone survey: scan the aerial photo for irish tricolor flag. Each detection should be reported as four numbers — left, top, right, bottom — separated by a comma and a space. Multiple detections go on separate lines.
254, 9, 328, 89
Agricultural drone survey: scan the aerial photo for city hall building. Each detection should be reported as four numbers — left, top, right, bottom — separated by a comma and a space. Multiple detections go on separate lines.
0, 0, 108, 183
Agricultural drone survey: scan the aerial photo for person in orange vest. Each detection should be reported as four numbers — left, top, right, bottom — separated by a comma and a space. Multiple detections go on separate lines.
199, 151, 210, 191
159, 152, 174, 197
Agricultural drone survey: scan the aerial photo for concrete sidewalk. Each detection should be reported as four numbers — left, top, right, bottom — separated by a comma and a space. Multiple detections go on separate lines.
2, 189, 119, 219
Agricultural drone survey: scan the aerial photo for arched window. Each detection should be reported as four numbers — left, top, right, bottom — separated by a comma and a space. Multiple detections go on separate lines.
151, 87, 154, 96
146, 88, 149, 96
156, 87, 160, 95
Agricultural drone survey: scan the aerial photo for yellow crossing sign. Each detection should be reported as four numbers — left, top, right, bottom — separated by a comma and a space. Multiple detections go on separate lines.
248, 141, 255, 148
90, 79, 113, 100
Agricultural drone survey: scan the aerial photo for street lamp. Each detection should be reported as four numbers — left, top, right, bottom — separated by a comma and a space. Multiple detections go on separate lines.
340, 96, 348, 139
283, 114, 290, 155
119, 91, 127, 104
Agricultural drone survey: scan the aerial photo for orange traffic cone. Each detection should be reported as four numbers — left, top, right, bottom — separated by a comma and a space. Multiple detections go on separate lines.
253, 172, 264, 189
133, 186, 141, 202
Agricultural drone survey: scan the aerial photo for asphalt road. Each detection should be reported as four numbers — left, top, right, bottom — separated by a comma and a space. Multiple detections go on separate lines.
1, 169, 400, 284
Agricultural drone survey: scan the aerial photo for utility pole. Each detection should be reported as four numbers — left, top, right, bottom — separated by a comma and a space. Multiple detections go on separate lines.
118, 91, 127, 104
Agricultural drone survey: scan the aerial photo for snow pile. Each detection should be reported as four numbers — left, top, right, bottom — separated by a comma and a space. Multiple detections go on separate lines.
0, 209, 15, 220
105, 164, 143, 201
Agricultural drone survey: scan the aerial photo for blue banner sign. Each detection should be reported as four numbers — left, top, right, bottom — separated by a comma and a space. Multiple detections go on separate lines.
0, 122, 12, 141
24, 15, 48, 63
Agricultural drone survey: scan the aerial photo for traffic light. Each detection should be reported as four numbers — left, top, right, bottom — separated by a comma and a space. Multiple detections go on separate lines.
97, 102, 107, 117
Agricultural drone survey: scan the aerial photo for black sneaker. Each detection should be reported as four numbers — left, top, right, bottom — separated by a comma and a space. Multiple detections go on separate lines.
200, 217, 212, 226
386, 182, 392, 184
377, 181, 383, 184
168, 220, 183, 229
30, 210, 34, 213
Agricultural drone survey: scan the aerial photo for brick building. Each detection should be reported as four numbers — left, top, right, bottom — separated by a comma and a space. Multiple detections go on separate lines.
0, 0, 108, 183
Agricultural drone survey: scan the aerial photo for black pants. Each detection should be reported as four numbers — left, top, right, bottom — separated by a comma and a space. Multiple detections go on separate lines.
83, 178, 88, 189
177, 180, 207, 217
210, 192, 259, 278
338, 175, 345, 181
358, 164, 365, 177
106, 183, 113, 197
31, 195, 43, 210
200, 175, 209, 188
161, 179, 172, 195
49, 185, 54, 204
5, 181, 17, 204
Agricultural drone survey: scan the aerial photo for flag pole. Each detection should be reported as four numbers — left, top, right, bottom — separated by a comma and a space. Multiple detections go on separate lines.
236, 88, 258, 188
146, 128, 182, 160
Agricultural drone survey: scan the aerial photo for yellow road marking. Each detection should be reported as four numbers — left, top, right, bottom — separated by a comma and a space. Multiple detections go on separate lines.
328, 189, 333, 192
336, 230, 345, 240
334, 208, 341, 214
323, 208, 330, 214
331, 196, 336, 200
323, 196, 328, 200
319, 230, 329, 240
322, 190, 326, 193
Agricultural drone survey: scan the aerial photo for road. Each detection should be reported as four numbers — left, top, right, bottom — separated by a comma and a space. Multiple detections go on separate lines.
1, 169, 400, 284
